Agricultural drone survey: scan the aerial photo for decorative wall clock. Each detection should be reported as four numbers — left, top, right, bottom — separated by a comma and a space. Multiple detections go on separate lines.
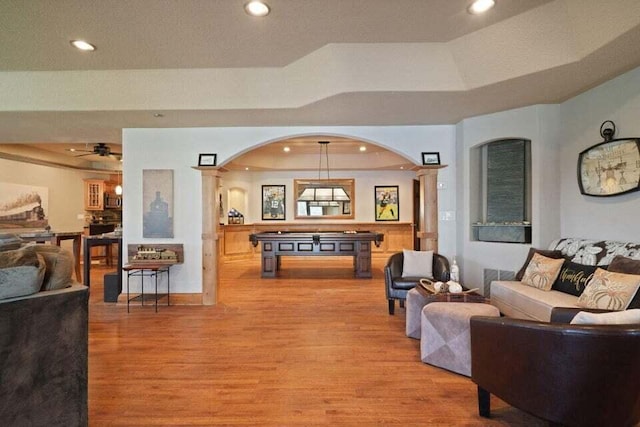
578, 121, 640, 197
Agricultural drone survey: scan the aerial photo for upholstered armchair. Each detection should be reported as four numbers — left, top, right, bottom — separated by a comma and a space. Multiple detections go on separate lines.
470, 308, 640, 426
384, 251, 450, 315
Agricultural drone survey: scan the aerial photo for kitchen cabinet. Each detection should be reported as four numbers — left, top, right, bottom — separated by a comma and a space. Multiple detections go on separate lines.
84, 179, 122, 211
84, 179, 105, 210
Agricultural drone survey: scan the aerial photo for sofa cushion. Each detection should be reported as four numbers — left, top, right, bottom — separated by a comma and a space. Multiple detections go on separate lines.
578, 268, 640, 311
608, 255, 640, 309
401, 249, 433, 279
515, 248, 564, 281
520, 253, 564, 291
551, 238, 640, 266
0, 246, 46, 300
570, 309, 640, 325
552, 260, 601, 297
490, 281, 579, 322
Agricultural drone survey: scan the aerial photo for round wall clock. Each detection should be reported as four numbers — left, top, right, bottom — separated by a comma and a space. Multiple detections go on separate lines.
577, 138, 640, 197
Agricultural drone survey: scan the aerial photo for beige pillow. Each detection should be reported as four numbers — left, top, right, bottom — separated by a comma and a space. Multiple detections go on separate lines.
570, 309, 640, 325
402, 249, 433, 278
521, 253, 565, 291
30, 245, 74, 291
577, 268, 640, 311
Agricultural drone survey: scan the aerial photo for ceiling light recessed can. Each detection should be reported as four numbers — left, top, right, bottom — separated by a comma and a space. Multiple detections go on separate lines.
359, 146, 367, 152
283, 146, 290, 152
468, 0, 495, 14
244, 1, 270, 17
70, 40, 96, 51
153, 113, 164, 118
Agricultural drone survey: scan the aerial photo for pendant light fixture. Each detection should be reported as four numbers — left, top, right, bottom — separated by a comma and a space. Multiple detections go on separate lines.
115, 170, 123, 195
297, 141, 350, 204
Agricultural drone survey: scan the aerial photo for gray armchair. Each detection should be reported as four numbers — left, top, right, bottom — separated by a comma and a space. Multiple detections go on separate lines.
384, 251, 450, 315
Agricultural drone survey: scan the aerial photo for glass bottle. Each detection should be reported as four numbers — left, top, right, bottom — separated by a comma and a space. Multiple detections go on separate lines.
450, 257, 460, 282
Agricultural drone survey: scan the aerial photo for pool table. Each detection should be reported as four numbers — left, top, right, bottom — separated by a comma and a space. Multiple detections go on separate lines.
249, 231, 384, 278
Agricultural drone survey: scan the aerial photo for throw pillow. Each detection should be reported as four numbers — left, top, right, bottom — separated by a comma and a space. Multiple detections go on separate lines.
552, 261, 602, 296
608, 255, 640, 309
30, 245, 74, 291
401, 249, 433, 278
0, 246, 46, 300
570, 309, 640, 325
520, 253, 565, 291
515, 248, 564, 281
577, 268, 640, 311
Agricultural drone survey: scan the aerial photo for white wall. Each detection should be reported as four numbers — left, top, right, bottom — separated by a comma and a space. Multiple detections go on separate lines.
0, 157, 104, 252
456, 66, 640, 293
122, 125, 457, 294
456, 105, 562, 292
222, 169, 417, 224
558, 67, 640, 240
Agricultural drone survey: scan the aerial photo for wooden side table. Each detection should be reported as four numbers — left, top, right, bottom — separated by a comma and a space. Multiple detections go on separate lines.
123, 263, 172, 313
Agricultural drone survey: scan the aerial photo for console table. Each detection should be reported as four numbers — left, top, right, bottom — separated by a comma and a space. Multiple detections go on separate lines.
123, 263, 172, 313
249, 231, 384, 278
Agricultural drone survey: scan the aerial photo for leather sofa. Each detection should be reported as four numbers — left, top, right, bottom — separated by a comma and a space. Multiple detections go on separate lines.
0, 241, 88, 426
470, 307, 640, 426
384, 251, 450, 315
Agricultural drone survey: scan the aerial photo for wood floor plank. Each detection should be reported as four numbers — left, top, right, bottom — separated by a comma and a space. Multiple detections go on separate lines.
87, 258, 545, 426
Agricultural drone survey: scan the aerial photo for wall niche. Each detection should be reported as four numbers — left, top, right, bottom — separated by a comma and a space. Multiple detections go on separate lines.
470, 138, 532, 243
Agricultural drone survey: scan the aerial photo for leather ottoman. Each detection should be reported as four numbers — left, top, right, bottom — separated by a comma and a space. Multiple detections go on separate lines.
420, 302, 500, 376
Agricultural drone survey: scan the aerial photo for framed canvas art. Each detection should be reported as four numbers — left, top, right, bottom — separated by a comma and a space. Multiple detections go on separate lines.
143, 169, 174, 237
375, 186, 399, 221
262, 185, 286, 220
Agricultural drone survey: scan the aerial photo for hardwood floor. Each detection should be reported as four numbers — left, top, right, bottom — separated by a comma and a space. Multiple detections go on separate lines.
87, 257, 545, 426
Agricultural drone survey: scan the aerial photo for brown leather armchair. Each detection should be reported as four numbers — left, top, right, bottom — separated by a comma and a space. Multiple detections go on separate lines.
384, 251, 450, 315
470, 308, 640, 427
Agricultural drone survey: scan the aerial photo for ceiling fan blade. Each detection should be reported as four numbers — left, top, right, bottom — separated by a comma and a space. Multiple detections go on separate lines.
66, 148, 94, 153
74, 153, 95, 157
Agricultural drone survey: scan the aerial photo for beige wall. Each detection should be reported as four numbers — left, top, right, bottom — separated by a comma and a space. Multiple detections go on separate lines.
0, 157, 104, 252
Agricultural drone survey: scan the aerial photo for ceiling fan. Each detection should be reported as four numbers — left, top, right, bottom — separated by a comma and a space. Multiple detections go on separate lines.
68, 143, 122, 158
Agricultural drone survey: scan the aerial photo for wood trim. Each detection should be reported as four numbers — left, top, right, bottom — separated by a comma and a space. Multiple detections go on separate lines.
116, 293, 203, 305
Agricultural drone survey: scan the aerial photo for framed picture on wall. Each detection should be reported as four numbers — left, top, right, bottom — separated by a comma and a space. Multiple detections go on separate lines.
421, 152, 441, 165
262, 185, 286, 220
198, 153, 217, 166
375, 186, 399, 221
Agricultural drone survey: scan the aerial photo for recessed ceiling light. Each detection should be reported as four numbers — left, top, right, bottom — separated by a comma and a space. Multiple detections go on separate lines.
69, 148, 76, 152
245, 167, 250, 170
70, 40, 96, 51
359, 146, 367, 152
244, 1, 270, 17
283, 146, 290, 152
468, 0, 495, 14
153, 113, 164, 118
